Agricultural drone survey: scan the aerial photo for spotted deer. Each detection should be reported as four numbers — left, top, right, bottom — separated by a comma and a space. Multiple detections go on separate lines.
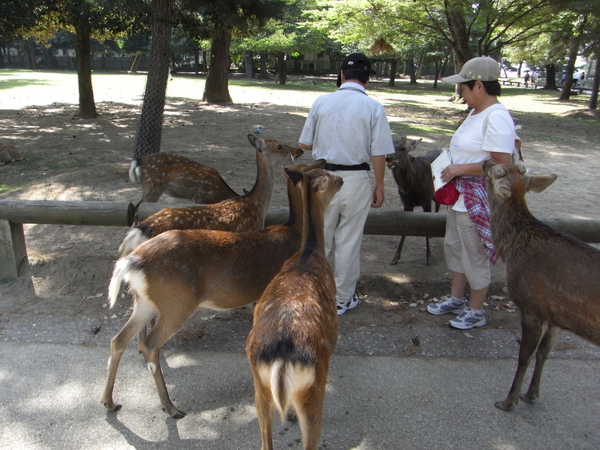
101, 161, 325, 418
483, 161, 600, 412
119, 134, 303, 256
246, 167, 342, 450
129, 153, 241, 209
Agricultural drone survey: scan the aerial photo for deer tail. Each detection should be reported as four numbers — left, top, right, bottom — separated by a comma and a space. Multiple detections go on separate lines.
128, 159, 142, 184
266, 360, 315, 423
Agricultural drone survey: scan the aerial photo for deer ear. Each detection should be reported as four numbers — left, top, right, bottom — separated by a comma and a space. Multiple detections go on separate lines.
526, 174, 558, 193
247, 134, 266, 152
285, 168, 304, 186
311, 174, 329, 192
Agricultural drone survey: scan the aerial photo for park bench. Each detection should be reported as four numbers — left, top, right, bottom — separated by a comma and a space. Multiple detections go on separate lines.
1, 199, 600, 279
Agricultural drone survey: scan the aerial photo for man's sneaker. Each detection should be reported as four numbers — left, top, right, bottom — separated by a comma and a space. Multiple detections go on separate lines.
449, 307, 486, 330
337, 294, 359, 316
426, 295, 466, 315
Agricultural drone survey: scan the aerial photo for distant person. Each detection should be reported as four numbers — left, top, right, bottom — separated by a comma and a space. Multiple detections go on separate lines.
298, 53, 394, 316
523, 72, 530, 87
579, 71, 586, 87
426, 56, 515, 330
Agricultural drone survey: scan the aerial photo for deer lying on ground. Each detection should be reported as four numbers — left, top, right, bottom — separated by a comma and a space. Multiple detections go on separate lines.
483, 160, 600, 412
246, 167, 342, 450
101, 161, 325, 418
118, 134, 303, 256
385, 136, 440, 265
129, 153, 242, 209
0, 143, 24, 165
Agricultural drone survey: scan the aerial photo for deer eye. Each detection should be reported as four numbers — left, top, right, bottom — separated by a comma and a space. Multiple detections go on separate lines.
493, 166, 506, 177
278, 145, 284, 150
517, 163, 527, 174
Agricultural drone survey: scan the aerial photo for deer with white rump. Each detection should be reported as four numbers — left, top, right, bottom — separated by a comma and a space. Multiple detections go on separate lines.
101, 161, 325, 418
483, 160, 600, 412
129, 153, 242, 209
246, 167, 342, 450
119, 134, 303, 256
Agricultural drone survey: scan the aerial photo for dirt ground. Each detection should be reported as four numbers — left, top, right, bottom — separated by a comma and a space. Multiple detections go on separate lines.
1, 72, 599, 336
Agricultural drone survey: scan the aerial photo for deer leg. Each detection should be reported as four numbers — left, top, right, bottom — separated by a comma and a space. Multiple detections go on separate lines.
390, 236, 406, 265
495, 318, 545, 411
425, 236, 433, 266
101, 308, 154, 412
252, 374, 275, 450
520, 325, 558, 404
137, 316, 156, 354
139, 314, 191, 419
294, 368, 326, 450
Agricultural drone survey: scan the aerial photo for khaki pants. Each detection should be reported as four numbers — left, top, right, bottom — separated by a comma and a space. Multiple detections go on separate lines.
324, 170, 372, 304
444, 209, 491, 290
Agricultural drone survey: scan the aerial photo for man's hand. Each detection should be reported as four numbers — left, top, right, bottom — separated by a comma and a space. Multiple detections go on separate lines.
371, 186, 384, 208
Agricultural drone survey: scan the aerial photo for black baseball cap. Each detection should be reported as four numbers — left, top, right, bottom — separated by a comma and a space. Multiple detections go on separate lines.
337, 53, 376, 87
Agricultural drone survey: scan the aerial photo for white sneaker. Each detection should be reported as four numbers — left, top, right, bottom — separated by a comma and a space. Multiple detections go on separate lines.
337, 294, 359, 316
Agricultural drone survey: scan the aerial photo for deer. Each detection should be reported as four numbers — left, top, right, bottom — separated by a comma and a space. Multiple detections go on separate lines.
385, 136, 440, 265
128, 153, 242, 210
483, 160, 600, 412
101, 161, 326, 419
0, 143, 24, 165
118, 134, 303, 256
246, 167, 342, 450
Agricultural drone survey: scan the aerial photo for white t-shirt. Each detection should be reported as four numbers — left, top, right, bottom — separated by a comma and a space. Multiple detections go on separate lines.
449, 103, 515, 211
299, 82, 394, 165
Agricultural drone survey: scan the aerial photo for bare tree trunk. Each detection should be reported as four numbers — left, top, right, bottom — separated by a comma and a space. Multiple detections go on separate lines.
589, 50, 600, 110
559, 16, 587, 101
129, 53, 143, 73
388, 58, 399, 87
75, 20, 97, 118
276, 52, 287, 85
133, 0, 171, 159
244, 50, 254, 79
259, 51, 269, 79
202, 28, 232, 103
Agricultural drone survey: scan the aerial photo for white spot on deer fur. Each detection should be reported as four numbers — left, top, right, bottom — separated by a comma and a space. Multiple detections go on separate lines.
147, 362, 157, 374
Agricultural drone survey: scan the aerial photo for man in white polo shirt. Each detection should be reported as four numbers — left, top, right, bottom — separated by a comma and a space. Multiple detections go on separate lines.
299, 53, 394, 315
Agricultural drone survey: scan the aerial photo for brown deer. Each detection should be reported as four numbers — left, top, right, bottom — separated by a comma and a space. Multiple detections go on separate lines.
101, 161, 325, 418
118, 134, 303, 256
246, 167, 342, 450
0, 143, 24, 165
385, 136, 440, 265
129, 153, 241, 209
483, 161, 600, 412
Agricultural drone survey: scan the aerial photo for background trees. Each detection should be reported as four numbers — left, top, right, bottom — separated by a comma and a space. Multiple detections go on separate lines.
3, 0, 600, 109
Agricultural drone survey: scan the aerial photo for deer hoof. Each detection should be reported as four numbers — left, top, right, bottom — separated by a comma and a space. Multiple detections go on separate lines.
102, 400, 122, 412
494, 400, 514, 412
163, 406, 186, 419
389, 259, 398, 266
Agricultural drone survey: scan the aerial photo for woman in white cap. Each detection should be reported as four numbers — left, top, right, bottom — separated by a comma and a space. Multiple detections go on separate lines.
427, 56, 515, 329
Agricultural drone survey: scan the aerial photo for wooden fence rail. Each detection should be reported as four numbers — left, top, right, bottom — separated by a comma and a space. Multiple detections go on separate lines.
2, 199, 600, 279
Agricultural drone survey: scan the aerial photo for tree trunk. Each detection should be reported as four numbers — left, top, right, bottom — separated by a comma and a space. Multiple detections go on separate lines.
589, 48, 600, 110
544, 64, 557, 90
407, 55, 417, 84
26, 37, 37, 70
388, 58, 398, 87
276, 52, 287, 85
244, 50, 254, 79
259, 51, 269, 79
132, 0, 171, 159
202, 28, 232, 103
75, 20, 97, 118
129, 53, 142, 73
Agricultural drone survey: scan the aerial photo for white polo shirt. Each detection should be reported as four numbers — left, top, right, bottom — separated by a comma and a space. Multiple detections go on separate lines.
299, 82, 394, 165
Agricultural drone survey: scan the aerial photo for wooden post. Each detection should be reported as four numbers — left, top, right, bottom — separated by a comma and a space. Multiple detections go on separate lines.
0, 220, 28, 279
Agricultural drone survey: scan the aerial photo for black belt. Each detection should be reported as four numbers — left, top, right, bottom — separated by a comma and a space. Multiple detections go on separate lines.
325, 162, 370, 171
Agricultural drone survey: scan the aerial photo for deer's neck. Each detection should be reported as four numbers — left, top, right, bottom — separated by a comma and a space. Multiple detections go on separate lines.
248, 156, 276, 213
300, 189, 326, 255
